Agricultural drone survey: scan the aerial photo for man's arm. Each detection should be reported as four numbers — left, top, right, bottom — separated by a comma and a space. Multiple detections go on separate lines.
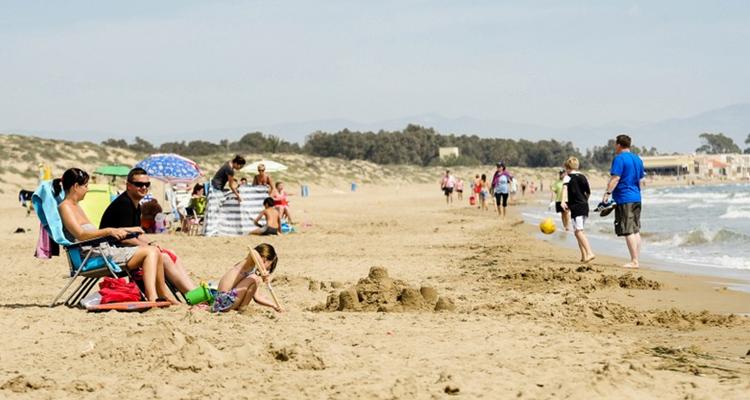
603, 175, 620, 202
228, 175, 241, 201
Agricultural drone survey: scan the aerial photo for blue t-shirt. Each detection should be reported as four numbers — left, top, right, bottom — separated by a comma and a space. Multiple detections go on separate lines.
610, 151, 645, 204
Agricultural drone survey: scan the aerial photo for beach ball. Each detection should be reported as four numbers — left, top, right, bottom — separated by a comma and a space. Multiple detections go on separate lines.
539, 218, 556, 235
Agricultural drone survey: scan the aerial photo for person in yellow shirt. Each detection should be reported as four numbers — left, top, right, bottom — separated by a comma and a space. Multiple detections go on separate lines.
550, 168, 571, 231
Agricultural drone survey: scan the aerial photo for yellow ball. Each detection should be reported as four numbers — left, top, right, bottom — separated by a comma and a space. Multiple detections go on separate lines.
539, 218, 556, 235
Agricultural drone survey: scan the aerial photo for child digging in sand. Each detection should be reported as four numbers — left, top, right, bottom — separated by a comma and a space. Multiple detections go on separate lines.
561, 156, 595, 263
213, 243, 283, 312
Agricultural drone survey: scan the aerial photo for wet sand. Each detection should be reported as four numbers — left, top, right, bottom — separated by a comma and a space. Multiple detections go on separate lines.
1, 183, 749, 399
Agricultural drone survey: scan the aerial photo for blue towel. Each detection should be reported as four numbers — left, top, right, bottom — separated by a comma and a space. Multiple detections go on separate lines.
32, 180, 72, 247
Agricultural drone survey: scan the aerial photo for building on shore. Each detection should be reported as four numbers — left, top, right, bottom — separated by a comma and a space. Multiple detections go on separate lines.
438, 147, 460, 160
642, 153, 750, 180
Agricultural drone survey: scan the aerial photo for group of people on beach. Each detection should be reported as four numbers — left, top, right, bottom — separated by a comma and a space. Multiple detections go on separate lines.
52, 158, 289, 312
441, 134, 646, 269
210, 155, 293, 233
441, 162, 515, 218
549, 134, 645, 267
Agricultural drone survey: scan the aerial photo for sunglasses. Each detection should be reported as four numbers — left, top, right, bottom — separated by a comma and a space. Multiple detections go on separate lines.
128, 181, 151, 188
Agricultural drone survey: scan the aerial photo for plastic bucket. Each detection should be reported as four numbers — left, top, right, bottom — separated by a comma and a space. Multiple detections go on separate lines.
185, 284, 214, 305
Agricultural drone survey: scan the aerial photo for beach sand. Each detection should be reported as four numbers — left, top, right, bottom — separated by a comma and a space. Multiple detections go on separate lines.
1, 183, 749, 399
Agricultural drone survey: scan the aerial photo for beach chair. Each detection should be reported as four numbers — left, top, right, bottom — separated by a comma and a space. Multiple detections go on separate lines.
165, 183, 191, 229
32, 181, 142, 307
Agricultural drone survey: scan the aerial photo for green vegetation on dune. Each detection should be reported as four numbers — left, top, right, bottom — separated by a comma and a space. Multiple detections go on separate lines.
0, 133, 607, 190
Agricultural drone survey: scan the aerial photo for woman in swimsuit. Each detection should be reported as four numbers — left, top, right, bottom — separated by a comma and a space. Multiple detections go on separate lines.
55, 168, 178, 304
252, 163, 274, 194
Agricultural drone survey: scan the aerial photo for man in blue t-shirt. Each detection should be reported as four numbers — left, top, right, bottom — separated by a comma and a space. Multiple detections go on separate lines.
602, 134, 645, 268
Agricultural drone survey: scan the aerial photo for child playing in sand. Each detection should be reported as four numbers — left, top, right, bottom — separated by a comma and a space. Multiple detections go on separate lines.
252, 197, 281, 235
213, 243, 283, 312
272, 181, 293, 224
561, 156, 595, 263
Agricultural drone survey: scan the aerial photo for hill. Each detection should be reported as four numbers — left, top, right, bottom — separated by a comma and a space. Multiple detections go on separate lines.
1, 134, 571, 193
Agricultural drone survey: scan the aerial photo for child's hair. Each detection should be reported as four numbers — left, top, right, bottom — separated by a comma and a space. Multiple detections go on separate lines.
263, 197, 275, 207
191, 183, 204, 196
481, 173, 486, 182
564, 157, 580, 170
255, 243, 278, 273
52, 168, 89, 197
275, 181, 283, 189
141, 199, 162, 219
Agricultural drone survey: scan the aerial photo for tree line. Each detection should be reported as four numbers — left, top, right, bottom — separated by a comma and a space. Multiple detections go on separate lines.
102, 126, 750, 170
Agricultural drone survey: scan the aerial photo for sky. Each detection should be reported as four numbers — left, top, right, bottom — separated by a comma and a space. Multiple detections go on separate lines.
1, 0, 749, 144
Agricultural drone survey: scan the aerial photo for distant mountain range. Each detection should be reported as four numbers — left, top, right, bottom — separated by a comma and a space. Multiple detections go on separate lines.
7, 103, 749, 153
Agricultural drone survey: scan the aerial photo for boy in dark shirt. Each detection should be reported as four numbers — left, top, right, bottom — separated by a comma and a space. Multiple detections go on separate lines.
561, 157, 595, 263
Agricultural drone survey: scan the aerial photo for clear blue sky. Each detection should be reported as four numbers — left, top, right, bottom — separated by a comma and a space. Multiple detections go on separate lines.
1, 0, 748, 141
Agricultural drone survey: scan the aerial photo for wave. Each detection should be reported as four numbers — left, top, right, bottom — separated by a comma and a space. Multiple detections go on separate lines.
719, 206, 750, 219
649, 227, 750, 247
660, 253, 750, 270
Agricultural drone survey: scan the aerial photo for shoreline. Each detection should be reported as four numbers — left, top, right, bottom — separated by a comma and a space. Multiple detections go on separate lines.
516, 192, 750, 295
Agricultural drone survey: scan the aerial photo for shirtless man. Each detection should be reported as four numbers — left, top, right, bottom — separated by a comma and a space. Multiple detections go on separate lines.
252, 197, 281, 236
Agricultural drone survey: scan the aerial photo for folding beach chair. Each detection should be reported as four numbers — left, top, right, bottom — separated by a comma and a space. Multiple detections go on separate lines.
32, 181, 142, 308
165, 183, 191, 231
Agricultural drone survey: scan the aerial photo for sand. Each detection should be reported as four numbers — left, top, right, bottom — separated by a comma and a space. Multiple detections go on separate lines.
1, 182, 749, 399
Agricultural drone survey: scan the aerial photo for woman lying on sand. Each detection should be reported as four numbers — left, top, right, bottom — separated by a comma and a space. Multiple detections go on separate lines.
55, 168, 179, 304
212, 243, 283, 312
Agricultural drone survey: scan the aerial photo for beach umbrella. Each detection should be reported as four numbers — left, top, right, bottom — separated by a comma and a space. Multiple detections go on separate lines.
94, 164, 131, 177
247, 160, 288, 173
135, 153, 203, 183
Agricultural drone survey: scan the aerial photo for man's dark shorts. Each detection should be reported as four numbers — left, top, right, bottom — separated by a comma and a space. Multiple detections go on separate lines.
443, 187, 454, 196
555, 201, 564, 213
614, 202, 641, 236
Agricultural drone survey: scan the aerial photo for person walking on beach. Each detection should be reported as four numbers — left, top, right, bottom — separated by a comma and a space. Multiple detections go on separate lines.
491, 162, 513, 218
472, 174, 482, 208
561, 157, 595, 263
440, 170, 456, 205
479, 174, 490, 211
455, 178, 464, 201
602, 134, 645, 268
551, 168, 571, 231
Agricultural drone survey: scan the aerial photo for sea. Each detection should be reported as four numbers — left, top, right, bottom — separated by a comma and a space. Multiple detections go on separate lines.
522, 183, 750, 290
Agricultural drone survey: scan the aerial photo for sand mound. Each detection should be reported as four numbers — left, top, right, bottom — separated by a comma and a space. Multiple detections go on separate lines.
268, 343, 326, 370
314, 267, 454, 312
498, 266, 661, 292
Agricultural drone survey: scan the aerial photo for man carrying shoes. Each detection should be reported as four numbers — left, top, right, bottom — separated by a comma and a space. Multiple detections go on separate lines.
602, 134, 645, 269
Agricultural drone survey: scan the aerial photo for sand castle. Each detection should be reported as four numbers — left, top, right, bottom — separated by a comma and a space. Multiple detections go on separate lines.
317, 267, 456, 312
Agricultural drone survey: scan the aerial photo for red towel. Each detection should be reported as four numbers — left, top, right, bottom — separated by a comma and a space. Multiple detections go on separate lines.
99, 277, 141, 303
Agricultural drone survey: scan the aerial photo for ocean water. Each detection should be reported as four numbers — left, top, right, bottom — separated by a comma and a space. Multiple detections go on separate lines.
522, 183, 750, 284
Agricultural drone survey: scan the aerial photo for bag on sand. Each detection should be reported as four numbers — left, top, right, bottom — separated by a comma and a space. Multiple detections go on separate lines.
99, 277, 141, 304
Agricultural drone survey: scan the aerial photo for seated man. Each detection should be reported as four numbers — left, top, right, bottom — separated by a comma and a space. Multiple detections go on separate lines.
100, 167, 197, 294
252, 197, 281, 236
